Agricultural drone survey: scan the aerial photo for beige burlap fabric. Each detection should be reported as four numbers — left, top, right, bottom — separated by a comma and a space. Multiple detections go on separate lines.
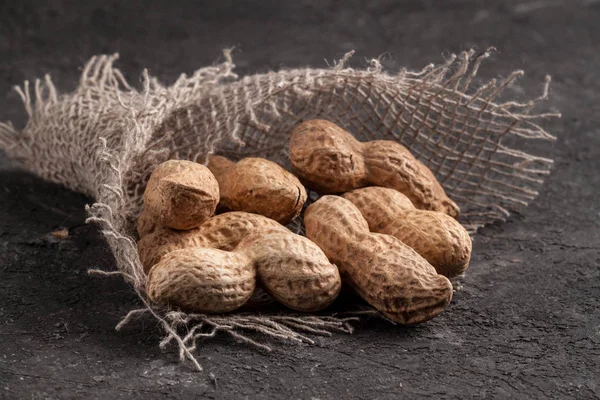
0, 49, 559, 370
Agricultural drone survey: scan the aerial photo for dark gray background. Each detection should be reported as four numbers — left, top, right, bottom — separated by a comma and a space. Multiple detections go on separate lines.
0, 1, 598, 399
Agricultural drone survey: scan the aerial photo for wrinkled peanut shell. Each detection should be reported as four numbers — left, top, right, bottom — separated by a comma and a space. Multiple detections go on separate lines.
240, 230, 341, 312
147, 247, 256, 313
208, 156, 307, 224
343, 187, 471, 278
304, 195, 453, 324
138, 211, 288, 273
290, 119, 460, 217
143, 160, 219, 230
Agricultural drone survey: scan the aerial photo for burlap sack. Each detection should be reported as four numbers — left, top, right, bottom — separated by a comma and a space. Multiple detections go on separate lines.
0, 49, 559, 370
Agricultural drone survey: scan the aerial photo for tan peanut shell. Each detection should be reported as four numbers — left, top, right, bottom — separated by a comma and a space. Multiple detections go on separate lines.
138, 211, 288, 273
147, 247, 256, 313
145, 228, 341, 313
206, 154, 233, 178
207, 156, 307, 224
138, 228, 206, 273
289, 119, 460, 217
136, 208, 157, 238
304, 195, 453, 324
343, 187, 472, 278
147, 230, 341, 313
238, 230, 341, 312
143, 160, 220, 230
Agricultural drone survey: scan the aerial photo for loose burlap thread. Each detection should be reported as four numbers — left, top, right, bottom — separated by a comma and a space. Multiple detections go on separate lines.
0, 49, 560, 370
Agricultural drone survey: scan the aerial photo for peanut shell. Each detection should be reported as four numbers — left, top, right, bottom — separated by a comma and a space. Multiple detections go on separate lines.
304, 195, 453, 324
289, 119, 459, 217
147, 247, 255, 313
208, 156, 307, 224
143, 160, 219, 230
137, 211, 289, 273
240, 230, 341, 312
343, 187, 471, 278
136, 208, 158, 238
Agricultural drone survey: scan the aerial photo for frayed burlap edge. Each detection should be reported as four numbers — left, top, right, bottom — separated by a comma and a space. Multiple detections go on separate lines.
0, 48, 560, 371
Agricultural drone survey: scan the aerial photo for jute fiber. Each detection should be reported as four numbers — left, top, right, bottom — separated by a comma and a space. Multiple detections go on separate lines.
0, 49, 560, 370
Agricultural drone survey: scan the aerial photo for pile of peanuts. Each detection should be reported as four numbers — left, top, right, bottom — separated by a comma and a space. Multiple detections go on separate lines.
138, 119, 472, 324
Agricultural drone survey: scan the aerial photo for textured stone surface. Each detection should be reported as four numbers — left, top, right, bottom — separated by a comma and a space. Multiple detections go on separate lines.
1, 0, 599, 398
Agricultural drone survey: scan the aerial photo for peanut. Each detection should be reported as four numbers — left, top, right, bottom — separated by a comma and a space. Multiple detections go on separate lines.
138, 211, 288, 273
304, 195, 453, 324
289, 119, 460, 217
205, 154, 232, 179
343, 187, 471, 278
136, 208, 157, 238
147, 247, 256, 313
146, 228, 341, 313
143, 160, 219, 230
239, 230, 341, 312
207, 156, 307, 224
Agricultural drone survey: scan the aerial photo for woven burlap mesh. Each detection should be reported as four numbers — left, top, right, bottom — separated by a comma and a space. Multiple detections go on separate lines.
0, 49, 559, 370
